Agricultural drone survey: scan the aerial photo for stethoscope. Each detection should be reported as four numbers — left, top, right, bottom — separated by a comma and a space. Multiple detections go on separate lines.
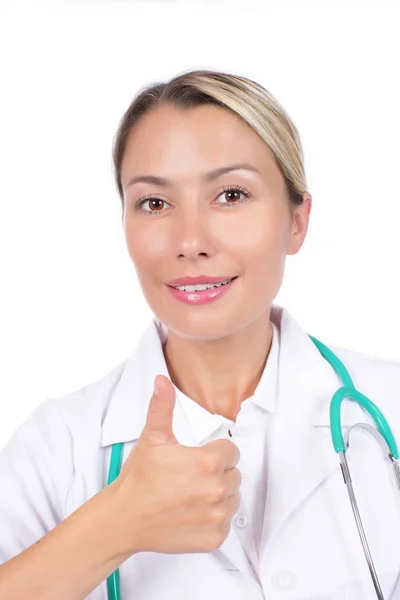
104, 334, 400, 600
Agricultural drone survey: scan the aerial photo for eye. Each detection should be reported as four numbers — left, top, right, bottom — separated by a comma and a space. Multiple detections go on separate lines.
133, 184, 252, 215
134, 197, 168, 214
216, 185, 252, 206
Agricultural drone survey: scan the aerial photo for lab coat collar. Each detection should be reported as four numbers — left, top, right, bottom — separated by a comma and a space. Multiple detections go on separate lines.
100, 303, 364, 448
167, 319, 280, 446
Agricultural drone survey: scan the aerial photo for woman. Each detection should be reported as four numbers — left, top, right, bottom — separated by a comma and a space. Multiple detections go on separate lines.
1, 68, 400, 600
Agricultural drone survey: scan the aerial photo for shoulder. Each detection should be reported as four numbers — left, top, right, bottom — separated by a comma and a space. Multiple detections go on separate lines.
0, 359, 130, 563
325, 343, 400, 421
34, 358, 129, 443
328, 343, 400, 381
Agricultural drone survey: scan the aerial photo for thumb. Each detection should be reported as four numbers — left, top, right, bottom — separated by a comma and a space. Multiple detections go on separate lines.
141, 375, 179, 446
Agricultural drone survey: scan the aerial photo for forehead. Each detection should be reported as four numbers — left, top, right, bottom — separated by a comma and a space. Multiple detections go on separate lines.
121, 104, 279, 183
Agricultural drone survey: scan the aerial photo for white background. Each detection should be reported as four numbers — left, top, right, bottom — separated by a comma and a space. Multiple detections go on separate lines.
1, 0, 399, 450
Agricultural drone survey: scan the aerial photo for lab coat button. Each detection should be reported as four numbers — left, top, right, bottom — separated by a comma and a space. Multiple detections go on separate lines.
235, 514, 248, 528
271, 570, 298, 590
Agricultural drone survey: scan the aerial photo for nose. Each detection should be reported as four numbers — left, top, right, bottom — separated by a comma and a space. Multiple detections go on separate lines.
173, 208, 214, 260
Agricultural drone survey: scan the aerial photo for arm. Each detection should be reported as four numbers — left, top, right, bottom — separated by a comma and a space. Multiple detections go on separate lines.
0, 399, 132, 599
0, 482, 132, 600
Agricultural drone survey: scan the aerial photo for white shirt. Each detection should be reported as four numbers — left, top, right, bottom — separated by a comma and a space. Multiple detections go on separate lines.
169, 319, 280, 581
1, 304, 400, 600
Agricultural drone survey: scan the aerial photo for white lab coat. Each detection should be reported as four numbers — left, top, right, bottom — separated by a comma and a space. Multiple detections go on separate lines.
1, 303, 400, 600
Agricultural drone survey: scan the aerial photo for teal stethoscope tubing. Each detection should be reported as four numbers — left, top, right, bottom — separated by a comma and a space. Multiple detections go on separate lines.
309, 335, 399, 458
105, 334, 400, 600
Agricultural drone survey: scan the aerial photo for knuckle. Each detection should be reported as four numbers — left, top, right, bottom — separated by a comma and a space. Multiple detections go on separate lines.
202, 451, 220, 473
204, 537, 217, 553
208, 530, 228, 551
226, 440, 240, 463
205, 481, 226, 504
234, 491, 241, 511
233, 444, 241, 463
210, 506, 229, 527
235, 469, 243, 488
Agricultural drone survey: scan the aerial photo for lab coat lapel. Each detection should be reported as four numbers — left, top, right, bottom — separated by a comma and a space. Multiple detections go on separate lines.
258, 307, 365, 560
259, 414, 338, 555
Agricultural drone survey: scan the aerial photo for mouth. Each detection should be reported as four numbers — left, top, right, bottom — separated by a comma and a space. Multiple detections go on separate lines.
167, 276, 238, 290
166, 276, 239, 305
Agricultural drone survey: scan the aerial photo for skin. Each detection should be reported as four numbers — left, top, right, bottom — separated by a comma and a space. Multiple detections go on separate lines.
121, 104, 312, 421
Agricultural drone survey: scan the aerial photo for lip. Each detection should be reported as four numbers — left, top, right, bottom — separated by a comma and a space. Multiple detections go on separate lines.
166, 275, 237, 287
166, 277, 238, 305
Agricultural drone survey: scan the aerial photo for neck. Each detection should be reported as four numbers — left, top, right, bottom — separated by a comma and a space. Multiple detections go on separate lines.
163, 310, 273, 422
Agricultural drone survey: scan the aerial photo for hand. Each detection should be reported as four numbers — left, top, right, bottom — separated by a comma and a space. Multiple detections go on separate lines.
110, 374, 242, 556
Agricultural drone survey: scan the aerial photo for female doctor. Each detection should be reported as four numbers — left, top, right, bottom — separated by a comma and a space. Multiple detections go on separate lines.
1, 68, 400, 600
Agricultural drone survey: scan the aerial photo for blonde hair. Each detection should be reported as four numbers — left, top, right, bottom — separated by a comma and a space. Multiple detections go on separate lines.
112, 68, 308, 218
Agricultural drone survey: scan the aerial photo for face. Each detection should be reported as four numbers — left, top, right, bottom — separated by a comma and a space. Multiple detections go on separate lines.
121, 104, 311, 341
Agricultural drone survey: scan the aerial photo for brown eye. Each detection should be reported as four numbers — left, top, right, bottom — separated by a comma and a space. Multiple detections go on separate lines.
134, 197, 170, 213
147, 199, 165, 211
224, 190, 241, 202
216, 185, 252, 207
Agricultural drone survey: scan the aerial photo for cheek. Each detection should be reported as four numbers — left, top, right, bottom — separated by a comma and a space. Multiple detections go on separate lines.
234, 220, 289, 302
125, 225, 164, 272
230, 218, 289, 266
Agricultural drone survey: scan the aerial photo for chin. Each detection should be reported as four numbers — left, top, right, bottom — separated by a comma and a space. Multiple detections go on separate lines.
168, 316, 247, 342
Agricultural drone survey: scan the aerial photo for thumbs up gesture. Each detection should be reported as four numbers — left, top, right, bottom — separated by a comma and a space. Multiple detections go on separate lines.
109, 375, 242, 557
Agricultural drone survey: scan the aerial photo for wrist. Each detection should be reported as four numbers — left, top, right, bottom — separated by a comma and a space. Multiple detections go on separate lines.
100, 481, 140, 559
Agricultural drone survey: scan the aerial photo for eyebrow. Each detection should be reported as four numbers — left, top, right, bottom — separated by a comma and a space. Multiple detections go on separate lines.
123, 163, 260, 189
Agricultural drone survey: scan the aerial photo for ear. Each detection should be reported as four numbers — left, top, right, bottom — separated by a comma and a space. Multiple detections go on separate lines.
287, 193, 312, 256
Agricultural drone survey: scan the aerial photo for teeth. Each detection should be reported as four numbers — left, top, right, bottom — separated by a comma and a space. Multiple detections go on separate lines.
175, 278, 233, 292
